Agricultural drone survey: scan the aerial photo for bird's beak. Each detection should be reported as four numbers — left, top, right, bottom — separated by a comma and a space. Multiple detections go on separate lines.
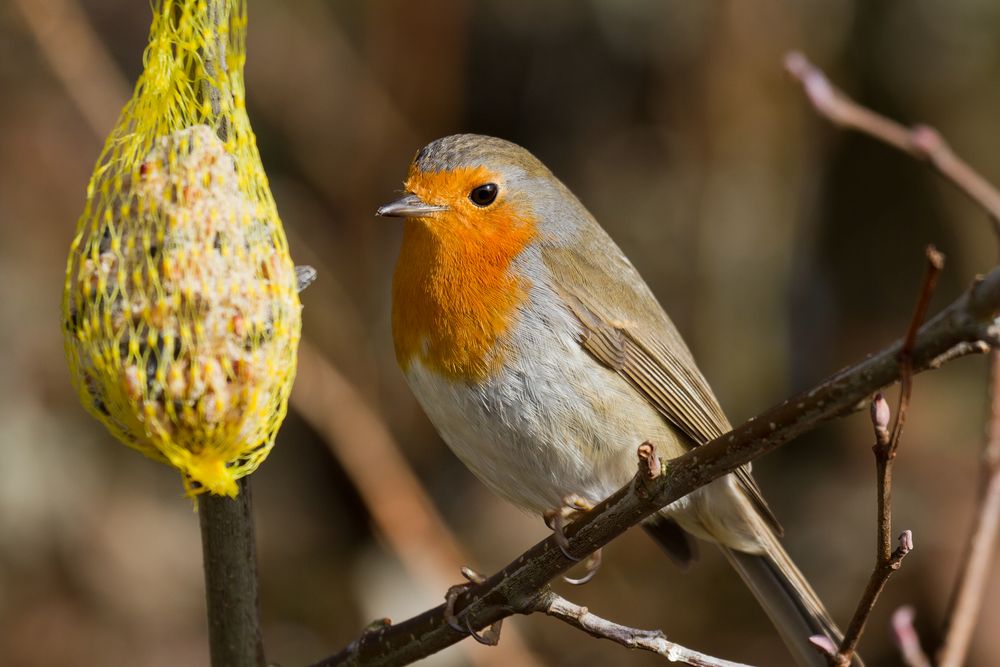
376, 193, 448, 218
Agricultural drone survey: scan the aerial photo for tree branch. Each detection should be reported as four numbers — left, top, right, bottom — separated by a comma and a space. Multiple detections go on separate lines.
784, 52, 1000, 226
309, 258, 1000, 666
533, 591, 753, 667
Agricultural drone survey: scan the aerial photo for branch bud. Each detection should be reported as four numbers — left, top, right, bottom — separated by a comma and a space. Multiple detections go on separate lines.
871, 393, 891, 444
898, 529, 914, 554
808, 634, 838, 657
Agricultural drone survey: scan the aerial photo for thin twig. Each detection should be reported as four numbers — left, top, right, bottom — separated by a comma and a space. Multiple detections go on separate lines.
820, 395, 907, 667
825, 529, 913, 667
311, 263, 1000, 667
824, 248, 943, 666
890, 247, 946, 456
936, 348, 1000, 667
784, 51, 1000, 225
534, 591, 753, 667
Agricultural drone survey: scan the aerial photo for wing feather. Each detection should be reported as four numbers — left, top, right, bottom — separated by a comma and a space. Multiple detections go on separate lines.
543, 239, 781, 534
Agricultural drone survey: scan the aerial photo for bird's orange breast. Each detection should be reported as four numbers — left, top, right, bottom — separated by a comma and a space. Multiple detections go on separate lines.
391, 167, 538, 381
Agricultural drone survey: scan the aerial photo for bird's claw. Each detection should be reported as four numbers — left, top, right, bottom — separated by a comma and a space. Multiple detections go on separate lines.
466, 616, 503, 646
444, 583, 468, 633
544, 495, 603, 583
444, 567, 501, 645
459, 566, 486, 585
563, 548, 603, 585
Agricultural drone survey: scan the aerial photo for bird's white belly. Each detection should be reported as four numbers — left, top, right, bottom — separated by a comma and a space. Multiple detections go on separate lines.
403, 298, 688, 516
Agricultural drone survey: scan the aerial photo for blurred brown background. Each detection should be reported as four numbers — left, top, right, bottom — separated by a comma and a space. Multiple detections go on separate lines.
2, 1, 1000, 665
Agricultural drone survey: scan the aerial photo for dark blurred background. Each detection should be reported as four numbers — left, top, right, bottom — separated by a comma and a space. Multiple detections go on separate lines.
2, 1, 1000, 665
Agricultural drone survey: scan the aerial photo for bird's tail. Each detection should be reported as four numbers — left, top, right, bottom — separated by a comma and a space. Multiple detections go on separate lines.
644, 514, 860, 666
719, 524, 861, 667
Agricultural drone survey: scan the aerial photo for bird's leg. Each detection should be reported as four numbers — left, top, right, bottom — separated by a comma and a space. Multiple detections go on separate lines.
543, 494, 593, 558
543, 494, 604, 585
444, 566, 503, 645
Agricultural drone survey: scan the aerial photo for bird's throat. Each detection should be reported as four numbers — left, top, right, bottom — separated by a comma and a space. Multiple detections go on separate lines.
392, 214, 536, 382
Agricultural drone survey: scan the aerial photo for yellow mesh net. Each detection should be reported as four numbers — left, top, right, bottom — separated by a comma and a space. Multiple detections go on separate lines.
61, 0, 301, 497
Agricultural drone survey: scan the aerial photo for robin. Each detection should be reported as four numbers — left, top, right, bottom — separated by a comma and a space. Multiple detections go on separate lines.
378, 134, 848, 665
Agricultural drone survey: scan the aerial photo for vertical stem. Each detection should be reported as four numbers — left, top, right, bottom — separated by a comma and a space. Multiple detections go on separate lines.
199, 477, 265, 667
835, 448, 896, 665
876, 451, 893, 562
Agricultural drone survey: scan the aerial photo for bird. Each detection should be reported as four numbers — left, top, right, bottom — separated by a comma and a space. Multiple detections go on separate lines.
378, 133, 850, 665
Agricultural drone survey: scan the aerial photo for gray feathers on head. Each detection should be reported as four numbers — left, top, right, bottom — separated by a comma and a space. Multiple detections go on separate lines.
413, 134, 549, 177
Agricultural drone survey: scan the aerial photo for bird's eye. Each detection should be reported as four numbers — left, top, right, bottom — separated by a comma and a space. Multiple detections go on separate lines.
469, 183, 499, 207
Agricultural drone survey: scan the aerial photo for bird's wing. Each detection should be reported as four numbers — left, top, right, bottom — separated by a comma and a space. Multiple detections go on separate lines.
541, 236, 781, 534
